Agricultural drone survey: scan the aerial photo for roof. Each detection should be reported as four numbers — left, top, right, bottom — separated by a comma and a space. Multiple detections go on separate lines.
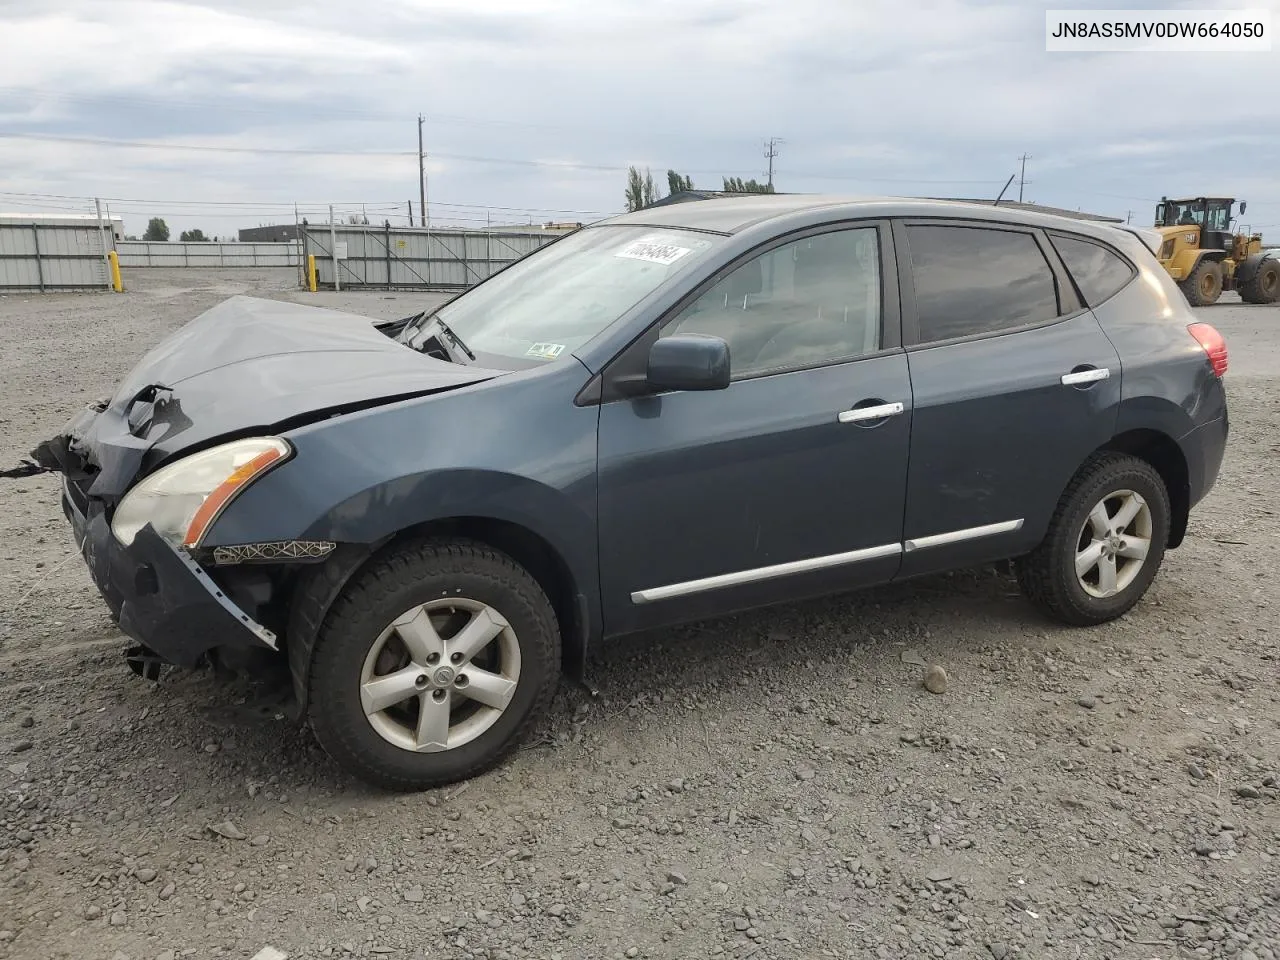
599, 194, 1128, 236
644, 189, 788, 208
927, 199, 1123, 223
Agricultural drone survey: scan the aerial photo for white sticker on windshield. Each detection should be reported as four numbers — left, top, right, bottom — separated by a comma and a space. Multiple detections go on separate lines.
526, 342, 566, 360
615, 236, 693, 266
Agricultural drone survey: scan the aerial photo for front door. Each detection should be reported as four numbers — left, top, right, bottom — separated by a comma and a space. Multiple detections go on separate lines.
595, 222, 913, 636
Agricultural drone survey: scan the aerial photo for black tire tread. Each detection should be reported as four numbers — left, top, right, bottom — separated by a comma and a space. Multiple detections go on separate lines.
308, 537, 560, 791
1181, 259, 1222, 307
1239, 257, 1280, 305
1016, 453, 1170, 627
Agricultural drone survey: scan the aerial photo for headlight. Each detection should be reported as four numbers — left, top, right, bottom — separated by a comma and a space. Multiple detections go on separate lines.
111, 437, 291, 547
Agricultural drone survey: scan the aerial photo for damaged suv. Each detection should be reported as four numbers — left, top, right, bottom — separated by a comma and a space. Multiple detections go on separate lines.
29, 197, 1228, 790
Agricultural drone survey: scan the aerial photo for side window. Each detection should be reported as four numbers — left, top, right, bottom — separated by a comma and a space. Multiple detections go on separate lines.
662, 227, 881, 378
1050, 234, 1135, 307
906, 225, 1061, 343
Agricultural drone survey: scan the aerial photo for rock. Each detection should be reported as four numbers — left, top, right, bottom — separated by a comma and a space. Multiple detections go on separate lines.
923, 665, 948, 695
1188, 763, 1207, 780
1076, 696, 1097, 710
10, 740, 33, 754
667, 778, 685, 793
794, 766, 816, 781
19, 716, 33, 729
208, 821, 246, 840
788, 867, 805, 879
1235, 785, 1262, 799
85, 905, 101, 920
136, 868, 158, 883
988, 943, 1009, 960
626, 949, 639, 958
404, 885, 424, 903
159, 882, 175, 901
734, 919, 750, 932
546, 904, 567, 918
900, 648, 926, 666
109, 911, 127, 927
157, 952, 176, 960
250, 835, 270, 846
666, 870, 688, 886
926, 867, 952, 883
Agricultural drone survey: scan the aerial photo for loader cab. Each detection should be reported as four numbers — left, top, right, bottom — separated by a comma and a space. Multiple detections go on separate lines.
1154, 197, 1239, 251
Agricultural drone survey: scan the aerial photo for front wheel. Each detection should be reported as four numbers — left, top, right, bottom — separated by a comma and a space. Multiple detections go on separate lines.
1016, 454, 1170, 626
308, 539, 561, 790
1181, 259, 1223, 306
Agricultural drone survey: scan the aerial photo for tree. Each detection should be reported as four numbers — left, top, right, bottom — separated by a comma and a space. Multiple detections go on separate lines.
624, 165, 664, 212
722, 177, 775, 194
179, 228, 208, 242
346, 213, 370, 225
142, 217, 170, 241
667, 170, 694, 194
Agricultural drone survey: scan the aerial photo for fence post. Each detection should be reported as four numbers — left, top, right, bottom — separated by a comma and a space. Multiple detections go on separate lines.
329, 205, 340, 292
385, 221, 392, 290
94, 198, 112, 290
30, 224, 44, 293
108, 250, 124, 292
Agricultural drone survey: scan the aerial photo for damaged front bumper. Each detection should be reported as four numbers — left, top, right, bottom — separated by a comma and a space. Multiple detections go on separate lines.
63, 477, 279, 670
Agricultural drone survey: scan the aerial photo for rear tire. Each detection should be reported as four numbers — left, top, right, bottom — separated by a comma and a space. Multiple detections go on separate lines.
1240, 258, 1280, 304
1016, 453, 1170, 627
308, 538, 560, 791
1181, 259, 1223, 306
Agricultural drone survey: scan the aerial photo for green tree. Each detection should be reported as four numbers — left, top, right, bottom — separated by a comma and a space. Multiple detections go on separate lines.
142, 217, 170, 241
667, 170, 694, 194
625, 165, 664, 212
722, 176, 775, 194
179, 228, 208, 242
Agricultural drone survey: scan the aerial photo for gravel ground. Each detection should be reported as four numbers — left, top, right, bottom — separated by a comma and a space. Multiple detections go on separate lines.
0, 269, 1277, 960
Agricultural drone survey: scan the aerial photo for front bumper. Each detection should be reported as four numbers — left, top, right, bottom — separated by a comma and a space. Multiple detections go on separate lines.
63, 480, 277, 668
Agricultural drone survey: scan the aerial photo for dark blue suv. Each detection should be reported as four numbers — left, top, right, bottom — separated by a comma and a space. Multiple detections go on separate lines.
32, 196, 1228, 789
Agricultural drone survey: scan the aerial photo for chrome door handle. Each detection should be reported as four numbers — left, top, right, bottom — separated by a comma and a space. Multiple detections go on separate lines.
1061, 367, 1110, 386
838, 401, 904, 423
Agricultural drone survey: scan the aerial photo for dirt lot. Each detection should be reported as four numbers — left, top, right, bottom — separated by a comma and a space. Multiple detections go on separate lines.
0, 269, 1277, 960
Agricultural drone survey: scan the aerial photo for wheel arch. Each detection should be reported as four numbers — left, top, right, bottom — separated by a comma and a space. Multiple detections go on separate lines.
284, 513, 595, 717
1098, 428, 1190, 548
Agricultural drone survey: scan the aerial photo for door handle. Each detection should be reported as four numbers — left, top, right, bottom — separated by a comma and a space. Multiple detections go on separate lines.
1061, 367, 1110, 386
838, 401, 905, 424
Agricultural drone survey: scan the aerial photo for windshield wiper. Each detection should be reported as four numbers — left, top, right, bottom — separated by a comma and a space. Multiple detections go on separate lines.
432, 317, 475, 361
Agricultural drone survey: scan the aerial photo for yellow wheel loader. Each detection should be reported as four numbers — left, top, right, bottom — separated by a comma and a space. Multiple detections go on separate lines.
1154, 197, 1280, 306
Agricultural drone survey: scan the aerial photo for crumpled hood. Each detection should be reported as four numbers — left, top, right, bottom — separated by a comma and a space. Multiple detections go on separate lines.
40, 296, 500, 497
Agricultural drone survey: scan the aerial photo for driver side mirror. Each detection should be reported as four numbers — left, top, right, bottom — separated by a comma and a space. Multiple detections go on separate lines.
646, 334, 730, 392
1240, 200, 1247, 215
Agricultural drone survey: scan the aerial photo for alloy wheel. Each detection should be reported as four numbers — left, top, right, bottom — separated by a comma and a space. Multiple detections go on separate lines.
1074, 489, 1153, 599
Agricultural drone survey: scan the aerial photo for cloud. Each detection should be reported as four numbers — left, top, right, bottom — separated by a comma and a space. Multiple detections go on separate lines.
1, 0, 1278, 234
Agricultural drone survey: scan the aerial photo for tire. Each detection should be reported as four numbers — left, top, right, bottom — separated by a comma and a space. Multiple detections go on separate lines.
1015, 453, 1170, 627
307, 538, 560, 790
1240, 257, 1280, 305
1181, 259, 1223, 306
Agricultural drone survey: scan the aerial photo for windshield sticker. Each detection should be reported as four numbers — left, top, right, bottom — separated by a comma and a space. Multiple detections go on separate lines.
615, 236, 693, 266
525, 342, 566, 360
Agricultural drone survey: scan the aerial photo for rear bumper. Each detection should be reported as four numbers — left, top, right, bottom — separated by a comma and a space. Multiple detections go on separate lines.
1181, 412, 1228, 508
63, 481, 278, 668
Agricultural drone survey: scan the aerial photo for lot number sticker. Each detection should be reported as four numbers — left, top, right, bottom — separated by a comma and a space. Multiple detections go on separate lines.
615, 236, 693, 266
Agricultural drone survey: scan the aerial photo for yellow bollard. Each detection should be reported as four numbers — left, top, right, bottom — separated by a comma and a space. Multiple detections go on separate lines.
307, 254, 318, 292
107, 250, 124, 292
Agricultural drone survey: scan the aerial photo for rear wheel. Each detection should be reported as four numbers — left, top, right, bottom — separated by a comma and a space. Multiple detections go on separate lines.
1240, 258, 1280, 304
308, 538, 560, 790
1181, 259, 1223, 306
1016, 453, 1170, 626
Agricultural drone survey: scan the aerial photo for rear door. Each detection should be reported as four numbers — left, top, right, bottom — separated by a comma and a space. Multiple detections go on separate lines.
893, 219, 1122, 578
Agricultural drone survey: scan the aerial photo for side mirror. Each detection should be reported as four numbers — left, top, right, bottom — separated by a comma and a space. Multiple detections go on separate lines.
1240, 200, 1247, 215
646, 334, 730, 392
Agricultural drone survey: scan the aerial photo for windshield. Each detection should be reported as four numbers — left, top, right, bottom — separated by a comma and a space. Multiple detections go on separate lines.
402, 225, 723, 367
1158, 199, 1207, 227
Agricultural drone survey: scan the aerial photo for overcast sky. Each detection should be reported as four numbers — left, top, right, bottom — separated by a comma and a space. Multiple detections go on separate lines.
2, 0, 1279, 236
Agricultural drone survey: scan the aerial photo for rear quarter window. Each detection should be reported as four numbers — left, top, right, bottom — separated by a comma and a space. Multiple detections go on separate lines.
1049, 234, 1136, 307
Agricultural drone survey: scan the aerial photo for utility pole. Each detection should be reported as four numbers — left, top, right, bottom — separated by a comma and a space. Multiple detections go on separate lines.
407, 200, 413, 225
1126, 210, 1132, 224
764, 137, 782, 189
1017, 153, 1031, 203
417, 114, 427, 228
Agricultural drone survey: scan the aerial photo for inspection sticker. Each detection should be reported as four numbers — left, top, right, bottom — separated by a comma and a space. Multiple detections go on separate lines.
526, 342, 566, 360
615, 236, 692, 266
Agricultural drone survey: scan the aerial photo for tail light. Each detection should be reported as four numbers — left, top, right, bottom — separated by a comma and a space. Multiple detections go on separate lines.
1187, 322, 1228, 378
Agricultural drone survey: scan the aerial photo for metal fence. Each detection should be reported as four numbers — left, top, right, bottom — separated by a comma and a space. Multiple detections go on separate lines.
0, 220, 112, 292
116, 240, 301, 268
302, 223, 569, 290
